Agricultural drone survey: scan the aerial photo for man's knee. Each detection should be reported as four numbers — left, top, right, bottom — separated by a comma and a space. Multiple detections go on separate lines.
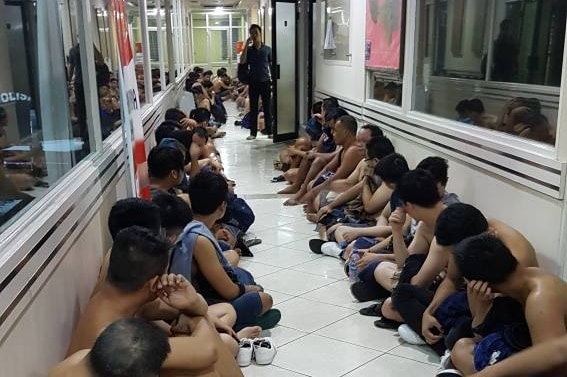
259, 292, 273, 313
452, 337, 475, 362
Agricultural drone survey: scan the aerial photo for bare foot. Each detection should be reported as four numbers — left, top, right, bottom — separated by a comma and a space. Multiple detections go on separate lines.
283, 198, 300, 206
237, 326, 262, 339
303, 204, 316, 214
278, 185, 299, 194
306, 213, 319, 223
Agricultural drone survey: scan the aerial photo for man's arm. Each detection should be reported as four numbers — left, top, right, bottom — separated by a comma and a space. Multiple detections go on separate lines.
192, 236, 241, 300
410, 238, 450, 288
470, 335, 567, 377
525, 290, 567, 345
422, 254, 461, 344
311, 147, 362, 196
318, 181, 364, 219
363, 182, 391, 215
492, 219, 539, 268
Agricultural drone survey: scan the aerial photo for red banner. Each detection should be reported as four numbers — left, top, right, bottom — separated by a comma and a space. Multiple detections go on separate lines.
365, 0, 403, 71
110, 0, 150, 199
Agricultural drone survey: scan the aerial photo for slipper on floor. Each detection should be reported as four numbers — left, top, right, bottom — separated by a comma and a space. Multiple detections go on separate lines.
309, 239, 326, 254
245, 238, 262, 247
359, 299, 386, 317
374, 317, 402, 330
271, 175, 285, 183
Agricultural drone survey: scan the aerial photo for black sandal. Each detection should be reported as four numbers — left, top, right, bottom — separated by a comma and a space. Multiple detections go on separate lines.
309, 239, 326, 254
359, 300, 385, 317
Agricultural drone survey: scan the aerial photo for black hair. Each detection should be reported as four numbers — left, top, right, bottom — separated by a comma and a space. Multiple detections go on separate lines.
416, 156, 449, 186
217, 68, 227, 77
188, 171, 228, 216
107, 226, 171, 292
202, 80, 213, 89
336, 115, 358, 135
147, 146, 185, 179
468, 99, 485, 114
90, 318, 170, 377
155, 121, 180, 145
250, 24, 262, 33
366, 136, 395, 160
374, 153, 409, 184
396, 169, 441, 208
322, 97, 339, 115
169, 129, 193, 164
361, 124, 384, 138
164, 108, 186, 123
312, 101, 323, 115
152, 192, 193, 234
193, 126, 209, 142
203, 70, 213, 77
455, 99, 469, 114
108, 198, 161, 240
191, 85, 204, 95
454, 234, 519, 284
384, 82, 398, 92
325, 107, 348, 122
189, 108, 211, 123
193, 66, 204, 74
435, 203, 489, 246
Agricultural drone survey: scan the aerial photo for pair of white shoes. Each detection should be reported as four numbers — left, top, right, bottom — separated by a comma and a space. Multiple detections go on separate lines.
237, 337, 277, 367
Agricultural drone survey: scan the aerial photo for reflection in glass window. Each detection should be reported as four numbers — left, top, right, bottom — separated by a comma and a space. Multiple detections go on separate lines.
370, 73, 403, 106
127, 2, 148, 105
0, 0, 91, 229
414, 0, 565, 145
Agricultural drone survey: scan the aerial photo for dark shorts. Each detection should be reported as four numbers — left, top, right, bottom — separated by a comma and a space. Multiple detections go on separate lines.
474, 332, 516, 371
231, 291, 263, 331
358, 260, 381, 282
313, 170, 334, 187
354, 237, 378, 250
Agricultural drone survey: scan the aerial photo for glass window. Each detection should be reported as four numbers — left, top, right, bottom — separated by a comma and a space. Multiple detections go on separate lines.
193, 28, 208, 64
414, 0, 565, 146
323, 0, 351, 61
209, 14, 230, 27
0, 0, 92, 230
126, 2, 148, 105
231, 28, 244, 61
91, 1, 123, 139
232, 14, 244, 27
365, 0, 405, 106
192, 13, 206, 28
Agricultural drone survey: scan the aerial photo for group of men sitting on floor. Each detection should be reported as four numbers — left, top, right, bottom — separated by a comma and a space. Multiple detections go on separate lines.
274, 97, 567, 377
49, 106, 280, 377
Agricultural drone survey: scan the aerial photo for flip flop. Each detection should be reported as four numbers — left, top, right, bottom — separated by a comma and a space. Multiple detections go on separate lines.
359, 299, 385, 317
245, 238, 262, 247
309, 239, 326, 254
270, 175, 285, 183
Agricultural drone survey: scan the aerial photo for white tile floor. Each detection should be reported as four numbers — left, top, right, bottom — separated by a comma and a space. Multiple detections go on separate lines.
216, 104, 440, 376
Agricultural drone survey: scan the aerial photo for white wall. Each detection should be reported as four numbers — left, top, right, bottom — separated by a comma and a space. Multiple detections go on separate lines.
314, 0, 567, 277
314, 0, 366, 104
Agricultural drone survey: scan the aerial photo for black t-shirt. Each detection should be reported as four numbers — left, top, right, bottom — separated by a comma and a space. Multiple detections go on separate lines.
320, 127, 336, 153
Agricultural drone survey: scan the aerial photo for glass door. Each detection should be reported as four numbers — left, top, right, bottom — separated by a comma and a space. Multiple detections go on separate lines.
209, 28, 231, 72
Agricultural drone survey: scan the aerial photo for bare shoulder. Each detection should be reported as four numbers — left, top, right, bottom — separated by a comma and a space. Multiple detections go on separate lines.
488, 218, 538, 267
49, 350, 90, 377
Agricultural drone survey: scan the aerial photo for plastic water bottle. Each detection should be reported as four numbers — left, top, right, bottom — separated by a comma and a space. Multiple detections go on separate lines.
349, 249, 360, 282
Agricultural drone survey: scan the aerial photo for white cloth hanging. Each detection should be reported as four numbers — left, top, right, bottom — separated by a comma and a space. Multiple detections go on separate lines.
324, 18, 336, 50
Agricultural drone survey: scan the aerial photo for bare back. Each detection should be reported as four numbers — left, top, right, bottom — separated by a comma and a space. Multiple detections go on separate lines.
48, 350, 91, 377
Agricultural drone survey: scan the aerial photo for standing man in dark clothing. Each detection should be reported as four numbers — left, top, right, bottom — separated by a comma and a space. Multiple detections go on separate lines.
240, 24, 273, 140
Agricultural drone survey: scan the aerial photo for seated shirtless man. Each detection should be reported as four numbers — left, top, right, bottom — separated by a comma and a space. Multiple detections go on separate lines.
447, 234, 567, 376
67, 226, 243, 376
291, 115, 365, 214
51, 317, 221, 377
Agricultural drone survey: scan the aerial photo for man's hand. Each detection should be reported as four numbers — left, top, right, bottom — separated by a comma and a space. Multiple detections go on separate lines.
180, 118, 193, 129
317, 205, 332, 221
245, 285, 263, 293
467, 280, 494, 321
388, 207, 406, 234
422, 310, 444, 344
209, 314, 238, 340
155, 274, 199, 312
342, 228, 360, 242
355, 250, 374, 270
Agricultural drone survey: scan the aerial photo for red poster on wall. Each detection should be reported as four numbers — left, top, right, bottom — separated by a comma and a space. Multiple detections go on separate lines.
365, 0, 403, 71
110, 0, 150, 200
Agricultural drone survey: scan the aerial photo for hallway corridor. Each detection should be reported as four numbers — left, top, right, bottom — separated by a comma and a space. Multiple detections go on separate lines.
215, 113, 440, 377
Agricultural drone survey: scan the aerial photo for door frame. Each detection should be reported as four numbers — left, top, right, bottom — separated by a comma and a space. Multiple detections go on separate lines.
271, 0, 299, 143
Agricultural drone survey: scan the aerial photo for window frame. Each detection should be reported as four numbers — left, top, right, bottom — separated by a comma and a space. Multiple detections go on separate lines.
361, 0, 567, 198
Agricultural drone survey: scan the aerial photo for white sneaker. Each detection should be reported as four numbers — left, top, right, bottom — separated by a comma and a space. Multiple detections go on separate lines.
237, 338, 253, 367
252, 337, 277, 365
246, 135, 256, 140
320, 242, 342, 258
439, 349, 453, 370
398, 324, 426, 345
